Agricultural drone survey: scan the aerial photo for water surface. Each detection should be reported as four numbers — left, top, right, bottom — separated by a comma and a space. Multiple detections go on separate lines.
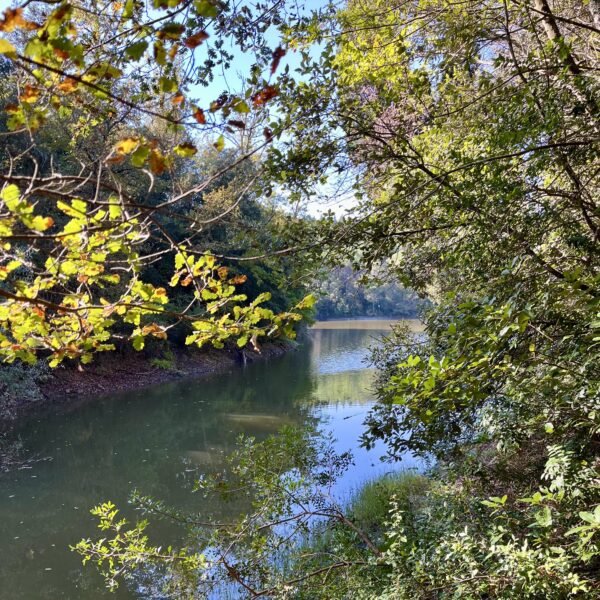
0, 323, 418, 599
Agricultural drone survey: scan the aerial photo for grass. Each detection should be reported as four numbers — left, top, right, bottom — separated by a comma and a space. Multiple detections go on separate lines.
348, 471, 431, 539
150, 347, 177, 371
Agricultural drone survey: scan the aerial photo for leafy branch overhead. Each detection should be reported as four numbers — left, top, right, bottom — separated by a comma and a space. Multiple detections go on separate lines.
0, 0, 311, 364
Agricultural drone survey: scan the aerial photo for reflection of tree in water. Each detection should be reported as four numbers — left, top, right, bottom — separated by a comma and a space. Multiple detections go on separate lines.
0, 347, 321, 599
0, 329, 382, 598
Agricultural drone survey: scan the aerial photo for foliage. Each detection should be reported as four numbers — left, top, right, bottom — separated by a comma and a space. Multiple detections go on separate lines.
149, 346, 177, 371
72, 501, 205, 594
269, 0, 600, 596
0, 0, 313, 366
17, 0, 599, 596
315, 264, 424, 320
0, 359, 49, 419
73, 427, 376, 597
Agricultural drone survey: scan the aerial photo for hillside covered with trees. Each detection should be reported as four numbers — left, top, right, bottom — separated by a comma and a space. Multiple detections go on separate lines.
315, 265, 424, 320
1, 0, 599, 598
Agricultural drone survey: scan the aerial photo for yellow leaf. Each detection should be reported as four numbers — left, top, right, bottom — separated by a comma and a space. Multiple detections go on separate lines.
115, 138, 139, 155
0, 38, 16, 56
174, 143, 197, 157
28, 215, 54, 231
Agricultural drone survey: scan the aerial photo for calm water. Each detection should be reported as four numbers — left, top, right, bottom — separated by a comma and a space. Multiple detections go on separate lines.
0, 324, 419, 599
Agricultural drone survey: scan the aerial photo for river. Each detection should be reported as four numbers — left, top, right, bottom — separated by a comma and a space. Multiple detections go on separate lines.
0, 321, 420, 599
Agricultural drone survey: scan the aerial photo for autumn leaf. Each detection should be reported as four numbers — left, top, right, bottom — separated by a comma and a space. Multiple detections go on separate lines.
270, 46, 286, 75
20, 84, 40, 103
106, 154, 126, 165
53, 47, 70, 61
263, 127, 273, 142
252, 85, 278, 107
149, 149, 166, 175
193, 107, 206, 124
184, 30, 209, 49
141, 323, 167, 339
209, 93, 228, 112
172, 93, 185, 105
115, 138, 139, 155
0, 8, 39, 32
229, 275, 247, 285
57, 77, 78, 93
28, 216, 54, 231
227, 119, 245, 129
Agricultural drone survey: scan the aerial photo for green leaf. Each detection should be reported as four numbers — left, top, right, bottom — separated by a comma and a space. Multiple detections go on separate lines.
132, 335, 145, 351
194, 0, 219, 17
131, 145, 150, 167
232, 100, 250, 114
213, 134, 225, 151
159, 76, 178, 93
125, 40, 148, 61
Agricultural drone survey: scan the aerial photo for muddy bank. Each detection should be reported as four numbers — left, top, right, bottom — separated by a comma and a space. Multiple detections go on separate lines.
0, 341, 294, 431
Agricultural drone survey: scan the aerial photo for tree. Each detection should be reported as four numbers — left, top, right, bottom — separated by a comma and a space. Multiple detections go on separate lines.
0, 0, 313, 366
52, 0, 600, 595
272, 0, 600, 594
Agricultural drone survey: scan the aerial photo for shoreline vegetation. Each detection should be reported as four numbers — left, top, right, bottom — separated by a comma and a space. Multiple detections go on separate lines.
0, 0, 597, 596
0, 317, 424, 432
0, 318, 413, 431
0, 339, 292, 431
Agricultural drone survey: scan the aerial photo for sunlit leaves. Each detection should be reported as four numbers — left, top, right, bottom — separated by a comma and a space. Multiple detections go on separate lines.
174, 142, 197, 157
114, 137, 140, 155
1, 184, 54, 231
0, 0, 310, 368
0, 39, 16, 56
71, 502, 205, 592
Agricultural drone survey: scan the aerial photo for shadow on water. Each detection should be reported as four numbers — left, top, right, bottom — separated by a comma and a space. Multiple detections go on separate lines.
0, 324, 419, 599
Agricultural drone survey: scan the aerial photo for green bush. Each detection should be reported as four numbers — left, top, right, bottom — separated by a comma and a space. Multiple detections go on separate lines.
0, 362, 49, 421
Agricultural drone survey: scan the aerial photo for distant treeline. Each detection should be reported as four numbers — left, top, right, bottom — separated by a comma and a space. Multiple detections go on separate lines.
315, 266, 425, 320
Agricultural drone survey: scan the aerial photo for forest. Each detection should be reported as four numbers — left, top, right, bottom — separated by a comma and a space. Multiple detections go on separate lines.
0, 0, 598, 598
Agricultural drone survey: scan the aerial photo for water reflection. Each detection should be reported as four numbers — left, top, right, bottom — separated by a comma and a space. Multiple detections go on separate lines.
0, 325, 418, 599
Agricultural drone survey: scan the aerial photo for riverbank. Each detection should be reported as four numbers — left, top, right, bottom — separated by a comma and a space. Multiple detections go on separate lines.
0, 341, 293, 431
